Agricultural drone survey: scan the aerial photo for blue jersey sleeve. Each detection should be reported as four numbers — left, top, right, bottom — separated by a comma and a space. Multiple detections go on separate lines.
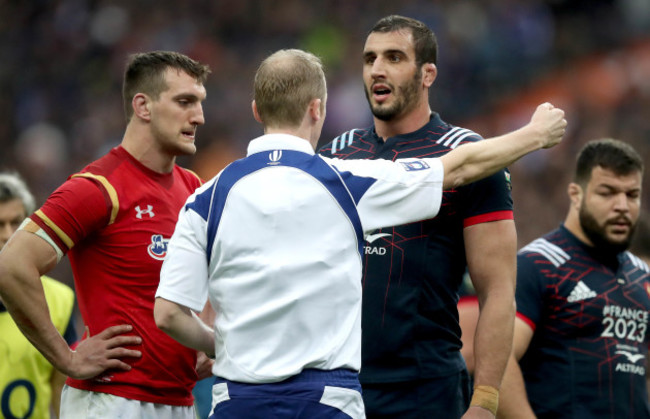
515, 252, 548, 328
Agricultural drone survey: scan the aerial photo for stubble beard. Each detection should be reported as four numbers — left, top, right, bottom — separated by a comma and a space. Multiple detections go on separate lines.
365, 69, 421, 122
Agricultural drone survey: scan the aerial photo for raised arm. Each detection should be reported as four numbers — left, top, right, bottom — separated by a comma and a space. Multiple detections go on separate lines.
440, 103, 566, 190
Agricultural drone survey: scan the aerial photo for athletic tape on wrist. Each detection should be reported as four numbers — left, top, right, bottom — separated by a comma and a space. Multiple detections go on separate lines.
469, 385, 499, 416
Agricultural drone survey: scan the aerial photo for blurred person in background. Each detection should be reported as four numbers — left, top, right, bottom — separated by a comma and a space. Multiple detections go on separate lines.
0, 172, 77, 419
319, 15, 516, 418
498, 139, 649, 418
0, 51, 212, 419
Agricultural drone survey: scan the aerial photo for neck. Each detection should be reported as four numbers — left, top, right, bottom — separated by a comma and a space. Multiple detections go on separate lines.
373, 102, 432, 141
264, 125, 316, 150
121, 123, 176, 173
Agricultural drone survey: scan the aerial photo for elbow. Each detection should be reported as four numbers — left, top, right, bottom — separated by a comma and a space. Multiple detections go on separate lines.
153, 298, 177, 334
445, 169, 469, 190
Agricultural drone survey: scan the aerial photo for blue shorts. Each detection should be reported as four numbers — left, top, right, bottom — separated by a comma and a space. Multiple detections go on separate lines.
209, 369, 365, 419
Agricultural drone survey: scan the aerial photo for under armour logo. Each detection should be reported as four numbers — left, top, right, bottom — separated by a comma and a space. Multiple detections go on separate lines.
135, 205, 155, 219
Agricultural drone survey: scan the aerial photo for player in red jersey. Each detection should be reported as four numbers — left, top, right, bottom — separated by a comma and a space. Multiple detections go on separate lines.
0, 51, 211, 418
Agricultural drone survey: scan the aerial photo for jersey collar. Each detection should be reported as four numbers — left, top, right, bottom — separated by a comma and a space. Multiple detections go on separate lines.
370, 112, 445, 144
247, 134, 315, 156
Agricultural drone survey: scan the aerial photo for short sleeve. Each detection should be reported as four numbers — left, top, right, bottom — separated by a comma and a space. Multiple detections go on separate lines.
29, 176, 112, 254
460, 168, 513, 228
156, 201, 209, 313
515, 252, 548, 330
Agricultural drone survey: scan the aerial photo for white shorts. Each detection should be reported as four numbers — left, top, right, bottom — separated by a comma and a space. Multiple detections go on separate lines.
60, 385, 196, 419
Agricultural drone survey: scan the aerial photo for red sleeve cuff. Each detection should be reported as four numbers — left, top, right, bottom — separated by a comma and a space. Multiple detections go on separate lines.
463, 210, 514, 228
516, 312, 536, 332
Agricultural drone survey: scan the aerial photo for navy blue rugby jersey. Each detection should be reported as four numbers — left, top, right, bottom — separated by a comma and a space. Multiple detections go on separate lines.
516, 225, 650, 419
318, 113, 513, 383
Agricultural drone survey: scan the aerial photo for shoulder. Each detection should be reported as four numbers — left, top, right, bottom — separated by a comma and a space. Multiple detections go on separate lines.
433, 123, 483, 149
624, 251, 650, 273
176, 166, 204, 187
426, 114, 483, 147
319, 128, 371, 156
518, 235, 571, 268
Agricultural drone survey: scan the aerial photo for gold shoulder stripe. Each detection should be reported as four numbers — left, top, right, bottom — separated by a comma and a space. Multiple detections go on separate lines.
71, 173, 120, 224
35, 210, 75, 249
185, 168, 204, 185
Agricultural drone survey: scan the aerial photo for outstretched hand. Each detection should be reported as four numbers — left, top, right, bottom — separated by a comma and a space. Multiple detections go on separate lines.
530, 102, 567, 149
65, 324, 142, 380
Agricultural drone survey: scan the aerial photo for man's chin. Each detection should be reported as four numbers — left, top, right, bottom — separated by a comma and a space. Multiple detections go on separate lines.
371, 106, 397, 121
177, 142, 197, 156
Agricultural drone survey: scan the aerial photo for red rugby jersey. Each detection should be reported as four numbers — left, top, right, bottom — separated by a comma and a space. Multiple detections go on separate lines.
30, 146, 203, 406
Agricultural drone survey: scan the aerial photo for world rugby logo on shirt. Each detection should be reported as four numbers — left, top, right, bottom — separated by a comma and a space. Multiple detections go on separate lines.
268, 150, 282, 166
147, 234, 169, 260
400, 160, 429, 171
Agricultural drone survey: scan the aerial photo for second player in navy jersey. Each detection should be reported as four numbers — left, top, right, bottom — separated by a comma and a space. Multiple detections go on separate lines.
499, 139, 650, 419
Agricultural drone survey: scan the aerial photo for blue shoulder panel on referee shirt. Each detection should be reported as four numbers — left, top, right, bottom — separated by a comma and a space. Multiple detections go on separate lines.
186, 150, 375, 261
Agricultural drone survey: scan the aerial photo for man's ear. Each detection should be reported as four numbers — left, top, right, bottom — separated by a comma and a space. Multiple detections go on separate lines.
132, 93, 151, 121
422, 63, 437, 88
252, 100, 263, 123
308, 98, 322, 122
568, 182, 583, 209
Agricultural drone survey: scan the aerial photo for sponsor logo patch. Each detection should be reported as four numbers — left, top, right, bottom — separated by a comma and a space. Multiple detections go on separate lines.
567, 281, 597, 302
147, 234, 169, 260
135, 205, 155, 219
400, 160, 430, 171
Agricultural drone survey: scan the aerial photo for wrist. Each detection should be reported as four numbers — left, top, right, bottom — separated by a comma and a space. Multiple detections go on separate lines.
470, 385, 499, 416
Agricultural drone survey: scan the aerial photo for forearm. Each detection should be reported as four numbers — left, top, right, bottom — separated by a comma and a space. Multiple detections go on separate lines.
472, 292, 515, 388
442, 125, 543, 190
154, 298, 215, 356
441, 103, 565, 190
0, 237, 73, 373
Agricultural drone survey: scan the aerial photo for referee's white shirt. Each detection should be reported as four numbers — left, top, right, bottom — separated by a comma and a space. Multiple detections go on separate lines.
156, 134, 444, 384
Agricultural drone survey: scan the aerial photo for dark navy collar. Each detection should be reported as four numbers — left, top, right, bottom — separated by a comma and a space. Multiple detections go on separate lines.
558, 224, 623, 271
370, 112, 446, 144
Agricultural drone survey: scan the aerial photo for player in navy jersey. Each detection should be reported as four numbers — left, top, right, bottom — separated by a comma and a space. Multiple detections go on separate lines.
319, 15, 514, 418
498, 139, 649, 418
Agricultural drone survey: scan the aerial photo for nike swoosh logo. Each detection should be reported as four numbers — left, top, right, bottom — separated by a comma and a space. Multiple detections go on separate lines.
365, 232, 391, 244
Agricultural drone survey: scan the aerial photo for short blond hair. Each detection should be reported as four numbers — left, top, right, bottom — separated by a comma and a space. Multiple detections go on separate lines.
253, 49, 326, 128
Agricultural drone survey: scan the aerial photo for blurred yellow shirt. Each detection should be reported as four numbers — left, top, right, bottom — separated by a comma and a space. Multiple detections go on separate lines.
0, 276, 75, 419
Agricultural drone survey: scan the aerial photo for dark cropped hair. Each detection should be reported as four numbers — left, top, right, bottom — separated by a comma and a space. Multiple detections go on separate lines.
123, 51, 211, 121
574, 138, 644, 186
369, 15, 438, 68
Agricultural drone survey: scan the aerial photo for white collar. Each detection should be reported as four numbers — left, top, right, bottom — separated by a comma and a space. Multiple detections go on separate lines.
247, 134, 315, 156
